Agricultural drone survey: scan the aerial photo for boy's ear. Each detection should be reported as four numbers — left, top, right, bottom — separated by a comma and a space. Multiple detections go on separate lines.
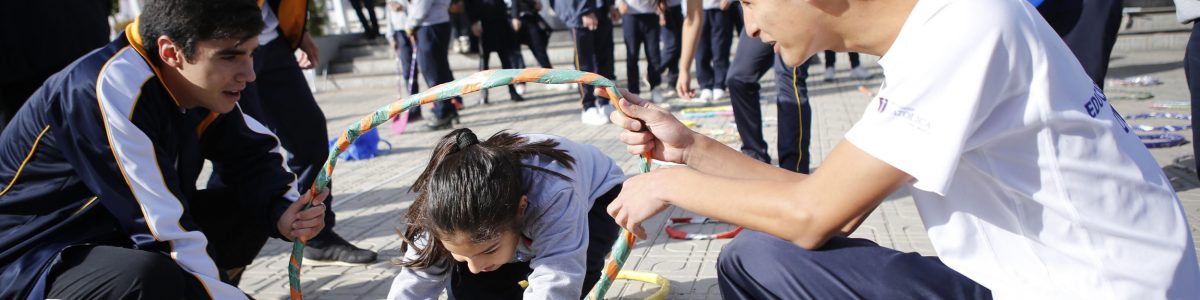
157, 36, 184, 68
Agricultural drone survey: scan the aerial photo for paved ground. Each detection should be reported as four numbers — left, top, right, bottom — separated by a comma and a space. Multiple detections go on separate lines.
237, 35, 1200, 299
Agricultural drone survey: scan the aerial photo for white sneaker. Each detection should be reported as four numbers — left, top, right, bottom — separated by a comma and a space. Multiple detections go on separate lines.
651, 88, 664, 103
552, 83, 576, 91
581, 107, 608, 125
515, 83, 526, 95
698, 89, 713, 102
823, 67, 836, 82
711, 89, 725, 101
850, 66, 871, 80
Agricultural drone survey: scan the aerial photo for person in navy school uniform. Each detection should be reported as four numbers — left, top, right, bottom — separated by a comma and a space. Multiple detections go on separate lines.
617, 0, 665, 102
552, 0, 620, 125
407, 0, 466, 129
0, 1, 328, 298
690, 0, 736, 102
725, 32, 811, 174
466, 0, 527, 104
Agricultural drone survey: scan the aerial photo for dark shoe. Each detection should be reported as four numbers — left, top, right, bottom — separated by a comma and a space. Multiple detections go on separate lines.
304, 232, 378, 264
425, 110, 460, 130
509, 91, 525, 102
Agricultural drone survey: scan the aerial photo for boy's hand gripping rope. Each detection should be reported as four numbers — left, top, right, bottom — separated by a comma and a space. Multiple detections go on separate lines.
287, 68, 654, 300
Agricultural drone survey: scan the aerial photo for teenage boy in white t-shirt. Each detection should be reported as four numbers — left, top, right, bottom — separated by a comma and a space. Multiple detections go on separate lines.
601, 0, 1200, 298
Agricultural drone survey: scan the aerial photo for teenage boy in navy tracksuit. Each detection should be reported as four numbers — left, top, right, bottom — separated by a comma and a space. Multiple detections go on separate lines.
0, 1, 327, 298
553, 0, 619, 125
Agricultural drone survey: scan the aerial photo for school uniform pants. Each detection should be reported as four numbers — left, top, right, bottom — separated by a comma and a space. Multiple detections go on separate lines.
516, 15, 554, 69
717, 230, 993, 299
1036, 0, 1121, 89
415, 22, 461, 119
1187, 22, 1200, 180
478, 20, 524, 102
446, 184, 623, 299
394, 30, 423, 119
623, 13, 663, 95
695, 8, 735, 90
658, 5, 684, 88
726, 30, 811, 173
571, 15, 617, 109
824, 50, 860, 69
44, 187, 269, 299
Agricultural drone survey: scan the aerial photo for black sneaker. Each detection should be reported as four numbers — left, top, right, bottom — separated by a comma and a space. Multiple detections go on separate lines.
304, 232, 378, 264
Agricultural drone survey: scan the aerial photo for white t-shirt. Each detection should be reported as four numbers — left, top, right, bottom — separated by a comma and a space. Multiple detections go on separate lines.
842, 0, 1200, 298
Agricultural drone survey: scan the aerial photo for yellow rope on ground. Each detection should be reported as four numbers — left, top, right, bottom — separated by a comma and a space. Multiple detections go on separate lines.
517, 270, 669, 300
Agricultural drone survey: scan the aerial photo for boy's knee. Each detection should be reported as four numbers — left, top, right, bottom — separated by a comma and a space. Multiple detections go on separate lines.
718, 230, 809, 275
113, 250, 193, 298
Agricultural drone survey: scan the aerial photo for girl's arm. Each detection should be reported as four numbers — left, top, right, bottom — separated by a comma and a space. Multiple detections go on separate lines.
523, 188, 592, 299
387, 235, 452, 300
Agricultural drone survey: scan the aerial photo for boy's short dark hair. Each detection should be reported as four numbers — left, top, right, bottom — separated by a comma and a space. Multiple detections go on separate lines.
139, 0, 264, 66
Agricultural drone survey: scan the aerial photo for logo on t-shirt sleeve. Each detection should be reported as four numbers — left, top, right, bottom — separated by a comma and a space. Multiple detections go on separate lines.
876, 97, 930, 131
1083, 85, 1130, 133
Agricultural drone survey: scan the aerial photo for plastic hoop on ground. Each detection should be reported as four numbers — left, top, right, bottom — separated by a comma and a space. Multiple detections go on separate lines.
665, 217, 744, 240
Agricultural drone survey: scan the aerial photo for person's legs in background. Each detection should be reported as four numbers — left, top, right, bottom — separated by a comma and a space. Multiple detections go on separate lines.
659, 5, 684, 92
418, 23, 461, 129
1037, 0, 1121, 89
348, 0, 381, 39
695, 9, 719, 101
623, 14, 646, 95
596, 13, 618, 97
395, 30, 422, 119
726, 29, 776, 164
710, 7, 734, 101
640, 14, 664, 102
773, 56, 811, 173
573, 27, 611, 125
520, 16, 554, 68
1187, 21, 1200, 179
822, 50, 837, 82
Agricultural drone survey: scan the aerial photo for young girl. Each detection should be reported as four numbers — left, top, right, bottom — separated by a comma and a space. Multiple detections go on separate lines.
387, 128, 626, 299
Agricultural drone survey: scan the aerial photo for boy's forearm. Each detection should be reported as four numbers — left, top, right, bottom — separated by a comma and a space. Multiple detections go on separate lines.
683, 131, 807, 182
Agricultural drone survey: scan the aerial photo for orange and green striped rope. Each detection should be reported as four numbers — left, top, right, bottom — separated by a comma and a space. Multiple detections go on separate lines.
288, 68, 650, 299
